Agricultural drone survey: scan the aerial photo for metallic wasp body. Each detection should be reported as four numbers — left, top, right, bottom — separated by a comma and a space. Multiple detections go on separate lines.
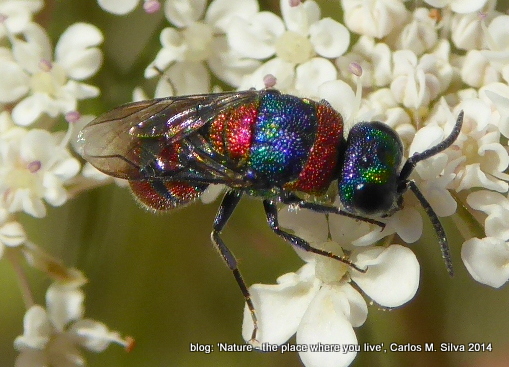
78, 89, 463, 343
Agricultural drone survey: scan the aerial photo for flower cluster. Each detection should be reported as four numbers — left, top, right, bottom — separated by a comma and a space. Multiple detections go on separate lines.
1, 0, 508, 366
0, 1, 129, 366
134, 0, 507, 366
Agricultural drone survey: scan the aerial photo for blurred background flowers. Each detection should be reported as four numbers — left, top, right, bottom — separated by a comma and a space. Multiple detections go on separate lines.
1, 0, 509, 366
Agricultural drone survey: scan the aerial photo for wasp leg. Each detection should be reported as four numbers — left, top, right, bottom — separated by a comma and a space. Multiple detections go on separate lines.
211, 190, 259, 345
281, 192, 385, 228
263, 200, 367, 273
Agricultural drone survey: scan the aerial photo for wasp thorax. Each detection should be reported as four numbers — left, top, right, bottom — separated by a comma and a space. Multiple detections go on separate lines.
338, 121, 404, 216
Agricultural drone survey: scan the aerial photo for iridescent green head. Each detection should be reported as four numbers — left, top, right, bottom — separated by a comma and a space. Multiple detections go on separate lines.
338, 121, 403, 216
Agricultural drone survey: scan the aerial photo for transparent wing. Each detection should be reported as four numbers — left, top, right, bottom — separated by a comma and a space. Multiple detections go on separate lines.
77, 90, 262, 180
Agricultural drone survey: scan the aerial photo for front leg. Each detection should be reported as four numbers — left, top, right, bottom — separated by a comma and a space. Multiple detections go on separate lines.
263, 199, 367, 273
281, 192, 385, 228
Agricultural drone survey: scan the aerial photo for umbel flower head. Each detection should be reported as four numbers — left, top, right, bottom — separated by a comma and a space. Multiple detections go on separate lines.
14, 280, 133, 367
2, 0, 509, 366
242, 235, 419, 367
0, 22, 102, 126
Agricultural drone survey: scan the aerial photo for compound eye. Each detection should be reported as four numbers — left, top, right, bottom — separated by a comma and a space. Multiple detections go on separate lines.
351, 182, 395, 215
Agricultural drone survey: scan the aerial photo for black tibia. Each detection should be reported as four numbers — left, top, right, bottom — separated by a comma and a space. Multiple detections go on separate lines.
211, 190, 259, 343
281, 192, 385, 229
263, 199, 367, 273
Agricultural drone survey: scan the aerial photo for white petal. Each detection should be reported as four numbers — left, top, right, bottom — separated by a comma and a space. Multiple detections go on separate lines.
351, 245, 420, 307
46, 283, 84, 331
282, 0, 320, 35
55, 23, 103, 70
387, 207, 423, 243
0, 61, 29, 102
466, 190, 509, 240
14, 305, 51, 350
63, 81, 100, 100
154, 77, 174, 98
342, 0, 409, 38
487, 15, 509, 51
461, 50, 500, 88
297, 285, 358, 367
205, 0, 259, 32
451, 13, 485, 50
238, 58, 295, 91
14, 191, 47, 218
410, 124, 444, 156
15, 23, 52, 70
227, 12, 283, 59
0, 1, 43, 35
279, 206, 328, 245
309, 18, 349, 58
295, 58, 337, 97
98, 0, 139, 15
166, 62, 210, 95
461, 237, 509, 288
326, 204, 374, 249
20, 129, 54, 163
0, 221, 26, 247
317, 79, 355, 123
164, 0, 206, 27
480, 83, 509, 139
208, 37, 261, 87
60, 48, 102, 80
242, 263, 320, 343
43, 187, 67, 207
450, 0, 488, 13
332, 283, 368, 327
70, 319, 119, 352
132, 86, 148, 101
12, 95, 47, 126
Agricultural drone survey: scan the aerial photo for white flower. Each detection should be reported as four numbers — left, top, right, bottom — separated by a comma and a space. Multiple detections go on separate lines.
14, 282, 131, 367
242, 242, 419, 367
145, 0, 260, 93
393, 8, 438, 56
461, 237, 509, 288
479, 82, 509, 139
336, 36, 393, 88
0, 0, 43, 38
0, 22, 103, 125
232, 0, 348, 95
467, 190, 509, 241
443, 99, 509, 193
481, 15, 509, 84
0, 116, 80, 217
461, 50, 500, 88
423, 0, 488, 13
461, 191, 509, 287
341, 0, 409, 39
390, 50, 443, 110
97, 0, 140, 15
450, 11, 490, 51
0, 207, 26, 258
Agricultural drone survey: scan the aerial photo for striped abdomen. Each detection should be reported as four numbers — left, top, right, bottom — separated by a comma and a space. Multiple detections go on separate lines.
207, 91, 344, 195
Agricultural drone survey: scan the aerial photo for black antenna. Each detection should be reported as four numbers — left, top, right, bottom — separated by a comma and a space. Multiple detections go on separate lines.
398, 111, 464, 277
399, 111, 464, 182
